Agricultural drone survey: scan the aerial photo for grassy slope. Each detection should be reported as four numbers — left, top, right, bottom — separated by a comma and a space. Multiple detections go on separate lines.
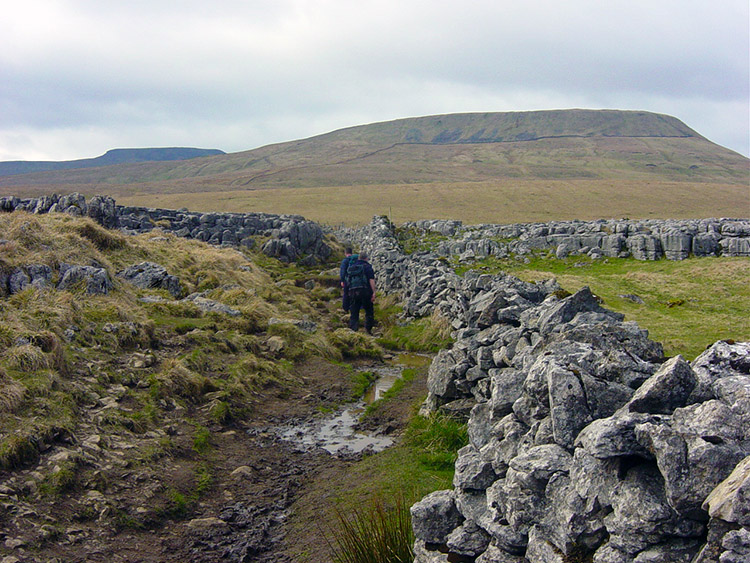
1, 110, 747, 194
3, 111, 745, 227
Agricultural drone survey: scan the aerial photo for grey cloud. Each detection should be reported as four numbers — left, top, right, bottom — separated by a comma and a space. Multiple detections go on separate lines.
0, 0, 747, 160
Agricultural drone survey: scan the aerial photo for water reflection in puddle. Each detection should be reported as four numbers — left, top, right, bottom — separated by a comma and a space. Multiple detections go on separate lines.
276, 404, 393, 455
273, 354, 431, 456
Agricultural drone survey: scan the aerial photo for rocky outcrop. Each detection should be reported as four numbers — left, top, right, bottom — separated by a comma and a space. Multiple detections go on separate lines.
0, 193, 332, 264
0, 263, 113, 296
118, 262, 183, 298
342, 216, 750, 563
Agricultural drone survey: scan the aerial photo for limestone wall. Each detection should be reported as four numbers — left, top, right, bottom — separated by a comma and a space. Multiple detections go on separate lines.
344, 216, 750, 563
405, 217, 750, 261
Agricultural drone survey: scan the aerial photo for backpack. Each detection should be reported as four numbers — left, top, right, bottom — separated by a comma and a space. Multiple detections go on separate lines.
346, 260, 369, 291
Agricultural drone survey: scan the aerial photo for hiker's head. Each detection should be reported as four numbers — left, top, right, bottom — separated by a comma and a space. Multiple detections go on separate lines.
345, 246, 353, 255
359, 251, 368, 261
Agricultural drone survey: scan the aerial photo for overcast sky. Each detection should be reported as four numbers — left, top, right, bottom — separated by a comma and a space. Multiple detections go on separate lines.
1, 0, 748, 162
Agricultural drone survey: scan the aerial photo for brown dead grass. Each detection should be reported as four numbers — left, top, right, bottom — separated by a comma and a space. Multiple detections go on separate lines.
111, 179, 750, 226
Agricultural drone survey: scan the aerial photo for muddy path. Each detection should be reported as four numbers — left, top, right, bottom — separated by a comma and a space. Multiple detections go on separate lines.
1, 354, 428, 563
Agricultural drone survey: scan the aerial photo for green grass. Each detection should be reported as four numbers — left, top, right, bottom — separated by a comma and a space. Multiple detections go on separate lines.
350, 370, 377, 400
457, 255, 750, 360
362, 368, 418, 419
192, 424, 211, 454
403, 412, 469, 471
375, 297, 452, 353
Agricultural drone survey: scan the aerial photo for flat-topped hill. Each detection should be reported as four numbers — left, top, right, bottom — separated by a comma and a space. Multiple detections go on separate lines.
1, 110, 747, 224
0, 147, 225, 177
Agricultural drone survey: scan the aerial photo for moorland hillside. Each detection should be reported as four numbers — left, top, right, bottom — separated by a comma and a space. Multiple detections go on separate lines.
1, 110, 747, 224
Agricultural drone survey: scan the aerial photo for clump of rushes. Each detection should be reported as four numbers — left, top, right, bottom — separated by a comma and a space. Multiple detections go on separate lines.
0, 370, 25, 414
327, 495, 414, 563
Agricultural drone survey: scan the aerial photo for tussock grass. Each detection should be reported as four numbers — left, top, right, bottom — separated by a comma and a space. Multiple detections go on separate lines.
0, 433, 40, 469
226, 353, 289, 395
0, 368, 26, 413
329, 329, 383, 359
153, 359, 213, 402
0, 211, 356, 491
74, 221, 128, 250
5, 343, 51, 372
404, 413, 469, 471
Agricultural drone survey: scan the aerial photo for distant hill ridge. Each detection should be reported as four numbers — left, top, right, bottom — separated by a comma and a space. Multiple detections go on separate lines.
0, 147, 225, 177
0, 110, 747, 200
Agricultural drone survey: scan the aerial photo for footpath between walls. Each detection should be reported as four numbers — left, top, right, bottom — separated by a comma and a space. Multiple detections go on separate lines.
340, 216, 750, 563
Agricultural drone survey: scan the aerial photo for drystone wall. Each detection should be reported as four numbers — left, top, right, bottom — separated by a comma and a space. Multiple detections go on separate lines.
403, 217, 750, 261
0, 193, 332, 264
342, 216, 750, 563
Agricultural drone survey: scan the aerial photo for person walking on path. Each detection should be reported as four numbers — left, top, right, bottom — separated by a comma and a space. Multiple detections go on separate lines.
339, 246, 355, 312
346, 251, 376, 334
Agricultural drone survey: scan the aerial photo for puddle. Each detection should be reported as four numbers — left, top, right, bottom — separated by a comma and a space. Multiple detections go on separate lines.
275, 405, 393, 455
271, 354, 432, 456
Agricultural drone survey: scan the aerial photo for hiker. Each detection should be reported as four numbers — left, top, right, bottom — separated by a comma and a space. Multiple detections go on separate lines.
346, 251, 376, 334
339, 246, 355, 312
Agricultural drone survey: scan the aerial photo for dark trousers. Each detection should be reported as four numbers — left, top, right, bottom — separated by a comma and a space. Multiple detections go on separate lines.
342, 285, 350, 312
349, 289, 374, 332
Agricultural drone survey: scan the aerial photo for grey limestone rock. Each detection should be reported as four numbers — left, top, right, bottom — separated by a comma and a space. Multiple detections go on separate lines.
526, 526, 564, 563
184, 294, 241, 317
411, 490, 464, 544
117, 262, 182, 298
336, 215, 750, 562
575, 412, 658, 458
690, 340, 750, 404
475, 544, 525, 562
721, 528, 750, 561
604, 463, 705, 556
660, 230, 693, 260
627, 234, 664, 260
703, 455, 750, 527
8, 268, 30, 294
625, 355, 696, 414
412, 540, 450, 563
453, 445, 497, 490
446, 521, 491, 556
635, 422, 747, 518
546, 362, 592, 449
57, 264, 113, 294
490, 368, 526, 420
632, 539, 702, 562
